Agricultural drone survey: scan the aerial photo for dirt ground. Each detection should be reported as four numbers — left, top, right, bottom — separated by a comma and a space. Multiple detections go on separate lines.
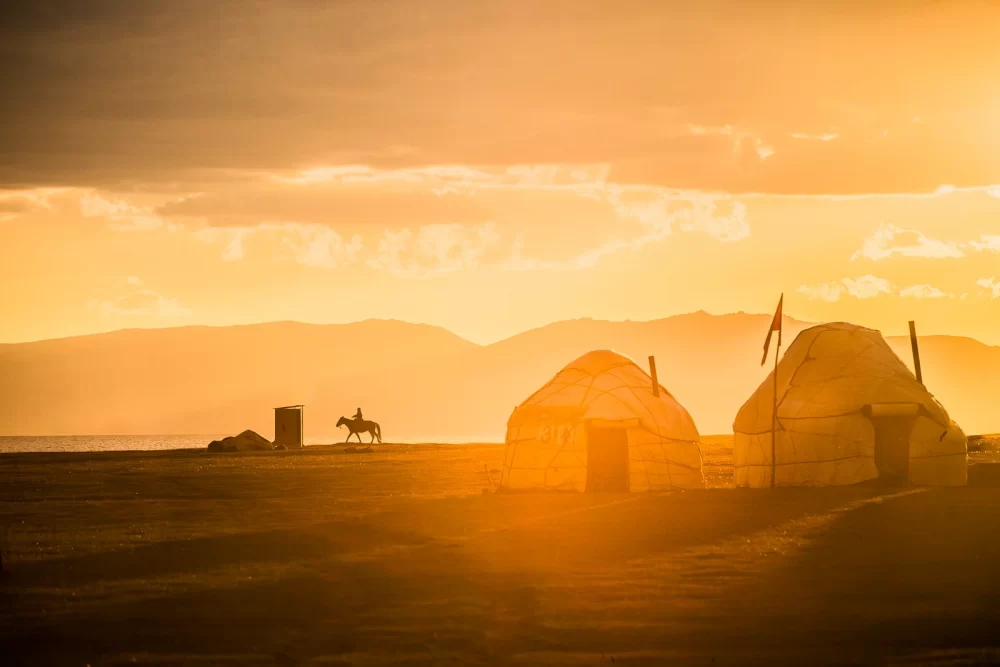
2, 437, 1000, 666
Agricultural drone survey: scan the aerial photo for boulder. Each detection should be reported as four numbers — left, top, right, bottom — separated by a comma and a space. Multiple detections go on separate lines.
207, 430, 273, 452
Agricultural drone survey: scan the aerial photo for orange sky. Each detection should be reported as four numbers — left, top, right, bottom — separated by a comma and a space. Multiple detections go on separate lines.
1, 1, 998, 346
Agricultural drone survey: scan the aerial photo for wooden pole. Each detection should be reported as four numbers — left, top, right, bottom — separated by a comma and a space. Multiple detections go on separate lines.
770, 327, 782, 488
648, 355, 659, 397
908, 320, 923, 386
484, 463, 495, 493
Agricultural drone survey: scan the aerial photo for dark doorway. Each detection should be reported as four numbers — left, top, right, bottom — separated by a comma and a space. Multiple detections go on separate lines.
586, 427, 629, 492
871, 416, 913, 483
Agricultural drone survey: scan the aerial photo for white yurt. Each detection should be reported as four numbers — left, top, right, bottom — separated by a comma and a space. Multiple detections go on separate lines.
733, 322, 967, 487
500, 350, 703, 492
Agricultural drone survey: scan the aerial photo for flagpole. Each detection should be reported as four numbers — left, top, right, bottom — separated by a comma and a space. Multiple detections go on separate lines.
760, 292, 783, 489
771, 324, 781, 488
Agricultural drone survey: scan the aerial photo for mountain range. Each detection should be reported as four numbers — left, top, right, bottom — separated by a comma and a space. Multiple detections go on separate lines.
2, 313, 997, 440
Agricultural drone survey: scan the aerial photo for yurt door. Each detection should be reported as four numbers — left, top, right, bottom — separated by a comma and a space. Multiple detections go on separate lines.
872, 416, 913, 482
585, 426, 629, 492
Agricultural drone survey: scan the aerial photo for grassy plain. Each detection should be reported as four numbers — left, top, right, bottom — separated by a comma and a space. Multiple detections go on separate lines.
2, 437, 999, 665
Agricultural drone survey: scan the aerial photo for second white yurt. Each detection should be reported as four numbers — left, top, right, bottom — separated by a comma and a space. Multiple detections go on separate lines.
500, 350, 703, 492
733, 322, 967, 487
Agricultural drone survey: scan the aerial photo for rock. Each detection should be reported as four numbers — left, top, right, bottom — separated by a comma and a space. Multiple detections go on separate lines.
207, 429, 273, 452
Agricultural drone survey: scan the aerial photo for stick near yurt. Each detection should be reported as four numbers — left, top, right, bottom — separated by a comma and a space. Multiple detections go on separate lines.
770, 326, 781, 488
908, 320, 923, 386
648, 356, 659, 397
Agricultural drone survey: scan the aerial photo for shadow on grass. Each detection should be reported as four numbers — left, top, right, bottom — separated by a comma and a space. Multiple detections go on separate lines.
7, 543, 528, 665
9, 519, 434, 588
692, 485, 1000, 663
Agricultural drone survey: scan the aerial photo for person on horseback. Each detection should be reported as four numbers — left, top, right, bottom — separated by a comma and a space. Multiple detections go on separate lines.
337, 410, 381, 444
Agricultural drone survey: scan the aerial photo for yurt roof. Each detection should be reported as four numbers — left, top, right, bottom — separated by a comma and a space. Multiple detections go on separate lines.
509, 349, 698, 441
734, 321, 953, 435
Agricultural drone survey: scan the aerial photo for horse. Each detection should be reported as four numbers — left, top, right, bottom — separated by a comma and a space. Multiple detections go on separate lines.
337, 416, 382, 444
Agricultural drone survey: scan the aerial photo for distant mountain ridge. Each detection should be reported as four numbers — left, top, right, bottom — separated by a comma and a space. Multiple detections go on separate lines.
2, 314, 997, 440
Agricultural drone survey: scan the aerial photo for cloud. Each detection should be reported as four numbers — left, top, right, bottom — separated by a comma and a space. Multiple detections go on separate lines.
687, 124, 734, 137
842, 275, 894, 299
368, 222, 500, 278
0, 197, 31, 215
797, 281, 845, 302
157, 165, 979, 276
94, 289, 192, 318
689, 201, 750, 242
738, 184, 1000, 202
798, 275, 894, 301
0, 187, 66, 209
501, 187, 752, 272
80, 193, 132, 218
508, 234, 637, 271
270, 162, 613, 195
969, 235, 1000, 252
172, 164, 752, 271
222, 230, 248, 262
754, 142, 776, 161
157, 182, 490, 228
987, 187, 1000, 199
194, 227, 249, 262
273, 166, 379, 185
687, 125, 776, 163
80, 192, 165, 231
273, 164, 499, 186
790, 132, 839, 142
606, 188, 750, 244
269, 223, 363, 269
7, 2, 1000, 194
126, 276, 143, 286
195, 223, 362, 268
977, 277, 1000, 298
0, 187, 72, 221
850, 223, 964, 261
899, 284, 951, 299
850, 225, 1000, 264
799, 278, 957, 301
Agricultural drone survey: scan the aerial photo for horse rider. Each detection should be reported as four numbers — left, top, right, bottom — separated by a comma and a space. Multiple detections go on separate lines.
352, 407, 363, 422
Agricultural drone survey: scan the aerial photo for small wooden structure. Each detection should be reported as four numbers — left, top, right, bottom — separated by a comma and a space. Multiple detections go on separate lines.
274, 405, 304, 449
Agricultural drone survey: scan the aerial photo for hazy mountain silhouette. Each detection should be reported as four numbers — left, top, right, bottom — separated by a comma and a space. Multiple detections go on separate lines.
0, 320, 480, 439
1, 314, 997, 440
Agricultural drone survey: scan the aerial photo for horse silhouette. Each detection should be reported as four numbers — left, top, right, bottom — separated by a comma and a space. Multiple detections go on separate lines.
337, 416, 382, 444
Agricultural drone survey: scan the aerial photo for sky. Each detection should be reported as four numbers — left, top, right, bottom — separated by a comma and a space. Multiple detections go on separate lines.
1, 0, 999, 346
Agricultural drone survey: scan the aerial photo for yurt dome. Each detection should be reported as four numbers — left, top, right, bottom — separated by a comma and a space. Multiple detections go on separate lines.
500, 350, 703, 492
733, 322, 967, 487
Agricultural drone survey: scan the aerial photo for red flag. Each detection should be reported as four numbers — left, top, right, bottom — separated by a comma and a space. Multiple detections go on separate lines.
761, 294, 783, 366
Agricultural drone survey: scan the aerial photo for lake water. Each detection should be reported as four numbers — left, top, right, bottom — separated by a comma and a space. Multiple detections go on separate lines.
0, 435, 226, 453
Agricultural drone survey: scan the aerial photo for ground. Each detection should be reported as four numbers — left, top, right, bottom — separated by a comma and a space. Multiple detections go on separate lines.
2, 437, 1000, 666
